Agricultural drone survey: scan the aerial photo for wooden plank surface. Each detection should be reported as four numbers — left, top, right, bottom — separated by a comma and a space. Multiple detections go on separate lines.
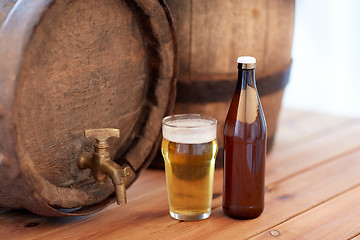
275, 108, 358, 149
0, 108, 360, 240
266, 121, 360, 184
353, 234, 360, 240
252, 185, 360, 239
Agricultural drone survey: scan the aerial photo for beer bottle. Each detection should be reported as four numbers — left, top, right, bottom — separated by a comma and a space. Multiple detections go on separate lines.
223, 56, 267, 219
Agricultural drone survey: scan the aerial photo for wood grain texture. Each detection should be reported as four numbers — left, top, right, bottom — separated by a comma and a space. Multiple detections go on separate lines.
141, 148, 360, 240
164, 0, 295, 156
167, 0, 294, 79
275, 108, 357, 149
353, 234, 360, 240
1, 109, 359, 237
266, 120, 360, 185
0, 0, 16, 26
0, 0, 177, 216
205, 149, 360, 239
252, 185, 360, 239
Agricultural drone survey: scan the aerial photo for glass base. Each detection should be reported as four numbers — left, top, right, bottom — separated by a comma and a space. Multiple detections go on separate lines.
170, 210, 211, 221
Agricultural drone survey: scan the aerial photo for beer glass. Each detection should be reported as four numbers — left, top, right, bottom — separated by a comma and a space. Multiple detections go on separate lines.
161, 114, 218, 221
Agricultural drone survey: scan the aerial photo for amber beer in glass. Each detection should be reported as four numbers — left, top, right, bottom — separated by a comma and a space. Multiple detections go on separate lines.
223, 56, 267, 219
161, 114, 218, 221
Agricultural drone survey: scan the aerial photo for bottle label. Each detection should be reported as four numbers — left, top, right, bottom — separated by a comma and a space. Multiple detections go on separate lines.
236, 87, 259, 124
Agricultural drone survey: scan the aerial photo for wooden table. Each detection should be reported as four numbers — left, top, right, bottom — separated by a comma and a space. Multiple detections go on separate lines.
1, 108, 360, 239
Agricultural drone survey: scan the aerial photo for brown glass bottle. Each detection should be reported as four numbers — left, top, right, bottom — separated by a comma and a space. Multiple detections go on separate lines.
223, 57, 266, 219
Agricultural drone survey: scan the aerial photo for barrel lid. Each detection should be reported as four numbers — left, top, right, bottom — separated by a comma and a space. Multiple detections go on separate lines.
0, 0, 177, 216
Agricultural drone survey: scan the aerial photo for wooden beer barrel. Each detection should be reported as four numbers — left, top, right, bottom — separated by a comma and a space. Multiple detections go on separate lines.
0, 0, 177, 216
149, 0, 294, 168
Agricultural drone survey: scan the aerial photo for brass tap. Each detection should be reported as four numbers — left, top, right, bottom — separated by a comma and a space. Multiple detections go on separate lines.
78, 128, 130, 205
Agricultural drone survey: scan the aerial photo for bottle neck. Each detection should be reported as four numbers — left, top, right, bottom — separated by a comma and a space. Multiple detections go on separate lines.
236, 68, 256, 91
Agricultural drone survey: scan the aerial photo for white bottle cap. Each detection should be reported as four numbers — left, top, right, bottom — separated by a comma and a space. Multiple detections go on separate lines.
237, 56, 256, 69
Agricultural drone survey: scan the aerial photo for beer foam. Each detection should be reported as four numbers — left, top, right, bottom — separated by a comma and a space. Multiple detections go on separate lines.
162, 118, 217, 144
237, 56, 256, 64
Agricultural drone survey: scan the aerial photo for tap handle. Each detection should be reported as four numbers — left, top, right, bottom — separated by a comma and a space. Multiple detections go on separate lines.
80, 128, 130, 205
85, 128, 120, 149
